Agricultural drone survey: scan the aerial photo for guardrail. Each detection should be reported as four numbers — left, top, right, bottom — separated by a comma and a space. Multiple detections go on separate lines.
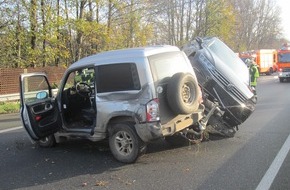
0, 93, 20, 102
0, 89, 58, 102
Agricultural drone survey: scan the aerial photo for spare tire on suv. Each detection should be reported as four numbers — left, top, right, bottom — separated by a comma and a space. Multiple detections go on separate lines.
166, 73, 200, 114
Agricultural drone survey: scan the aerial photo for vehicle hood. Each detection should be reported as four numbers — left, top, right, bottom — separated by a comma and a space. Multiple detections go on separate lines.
204, 47, 253, 100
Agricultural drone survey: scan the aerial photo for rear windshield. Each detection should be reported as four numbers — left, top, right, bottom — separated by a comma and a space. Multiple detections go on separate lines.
148, 51, 192, 81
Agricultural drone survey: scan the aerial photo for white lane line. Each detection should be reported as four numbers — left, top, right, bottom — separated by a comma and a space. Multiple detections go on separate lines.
0, 126, 23, 134
256, 133, 290, 190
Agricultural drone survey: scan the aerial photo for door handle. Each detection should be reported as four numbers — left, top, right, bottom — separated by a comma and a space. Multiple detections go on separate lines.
45, 103, 52, 110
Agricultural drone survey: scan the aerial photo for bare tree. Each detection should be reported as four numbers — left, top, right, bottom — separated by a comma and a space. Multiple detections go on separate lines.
29, 0, 37, 67
15, 3, 22, 68
40, 0, 46, 67
64, 0, 74, 64
231, 0, 281, 51
75, 0, 87, 61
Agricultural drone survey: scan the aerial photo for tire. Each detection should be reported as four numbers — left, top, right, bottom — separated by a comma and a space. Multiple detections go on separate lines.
279, 78, 284, 83
37, 135, 56, 148
269, 68, 273, 75
266, 68, 273, 75
167, 73, 200, 114
109, 123, 146, 163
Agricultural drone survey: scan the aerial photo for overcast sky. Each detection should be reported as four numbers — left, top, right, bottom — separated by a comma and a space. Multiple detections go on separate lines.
277, 0, 290, 41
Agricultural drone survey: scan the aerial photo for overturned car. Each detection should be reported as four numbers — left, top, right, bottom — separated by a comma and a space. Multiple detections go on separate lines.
182, 37, 256, 137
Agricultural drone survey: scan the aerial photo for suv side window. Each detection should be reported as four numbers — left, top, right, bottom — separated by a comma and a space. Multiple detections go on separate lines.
22, 75, 50, 103
96, 63, 140, 93
148, 51, 191, 81
64, 67, 95, 90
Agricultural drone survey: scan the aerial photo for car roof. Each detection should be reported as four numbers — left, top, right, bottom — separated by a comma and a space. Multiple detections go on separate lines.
69, 45, 180, 69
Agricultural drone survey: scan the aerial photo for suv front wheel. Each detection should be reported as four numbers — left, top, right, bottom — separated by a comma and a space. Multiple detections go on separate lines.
109, 122, 145, 163
37, 135, 56, 147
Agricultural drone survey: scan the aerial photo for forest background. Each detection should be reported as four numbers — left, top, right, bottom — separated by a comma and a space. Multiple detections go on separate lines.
0, 0, 288, 68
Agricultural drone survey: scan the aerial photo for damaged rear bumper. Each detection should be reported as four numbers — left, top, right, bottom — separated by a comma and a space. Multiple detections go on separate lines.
135, 106, 205, 142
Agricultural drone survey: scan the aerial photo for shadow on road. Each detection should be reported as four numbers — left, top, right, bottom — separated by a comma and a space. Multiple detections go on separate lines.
1, 131, 200, 190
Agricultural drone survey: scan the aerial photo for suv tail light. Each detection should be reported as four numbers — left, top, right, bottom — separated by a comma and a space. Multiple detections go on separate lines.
146, 99, 160, 122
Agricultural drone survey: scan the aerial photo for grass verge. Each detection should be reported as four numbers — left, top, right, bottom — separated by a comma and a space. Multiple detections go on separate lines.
0, 101, 21, 114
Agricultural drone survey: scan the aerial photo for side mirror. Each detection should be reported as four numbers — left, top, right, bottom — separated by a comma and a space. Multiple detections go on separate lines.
36, 91, 48, 100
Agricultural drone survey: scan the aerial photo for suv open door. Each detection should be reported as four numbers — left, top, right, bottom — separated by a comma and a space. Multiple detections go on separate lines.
20, 73, 61, 140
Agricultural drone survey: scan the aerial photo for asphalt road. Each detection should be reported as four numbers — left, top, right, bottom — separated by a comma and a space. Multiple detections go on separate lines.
0, 113, 22, 130
0, 74, 290, 190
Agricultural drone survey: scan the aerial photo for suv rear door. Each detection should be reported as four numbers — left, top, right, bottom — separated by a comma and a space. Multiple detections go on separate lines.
20, 73, 61, 140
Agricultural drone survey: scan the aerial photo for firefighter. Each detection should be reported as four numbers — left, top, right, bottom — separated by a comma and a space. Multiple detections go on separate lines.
246, 58, 259, 96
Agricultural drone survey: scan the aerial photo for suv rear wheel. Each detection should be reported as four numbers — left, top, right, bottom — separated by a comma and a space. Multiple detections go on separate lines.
167, 73, 199, 114
279, 77, 284, 82
109, 122, 145, 163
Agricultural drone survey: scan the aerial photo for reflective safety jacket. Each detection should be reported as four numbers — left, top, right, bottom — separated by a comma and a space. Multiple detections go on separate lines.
250, 64, 259, 86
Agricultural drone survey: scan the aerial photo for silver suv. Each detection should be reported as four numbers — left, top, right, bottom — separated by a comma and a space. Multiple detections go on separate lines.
20, 46, 204, 163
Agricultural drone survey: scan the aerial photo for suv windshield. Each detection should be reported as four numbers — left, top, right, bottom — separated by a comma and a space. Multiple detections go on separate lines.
204, 38, 249, 84
148, 51, 191, 81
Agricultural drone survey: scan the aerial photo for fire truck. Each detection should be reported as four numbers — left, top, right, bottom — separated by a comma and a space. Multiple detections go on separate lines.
239, 49, 277, 75
277, 43, 290, 82
239, 51, 253, 64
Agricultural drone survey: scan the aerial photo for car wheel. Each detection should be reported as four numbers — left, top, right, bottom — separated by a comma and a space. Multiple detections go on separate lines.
167, 73, 200, 114
109, 122, 146, 163
266, 68, 273, 75
269, 67, 273, 74
37, 135, 56, 148
279, 78, 284, 83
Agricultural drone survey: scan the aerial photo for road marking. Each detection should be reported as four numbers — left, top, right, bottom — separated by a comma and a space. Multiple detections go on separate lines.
0, 126, 23, 134
256, 133, 290, 190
